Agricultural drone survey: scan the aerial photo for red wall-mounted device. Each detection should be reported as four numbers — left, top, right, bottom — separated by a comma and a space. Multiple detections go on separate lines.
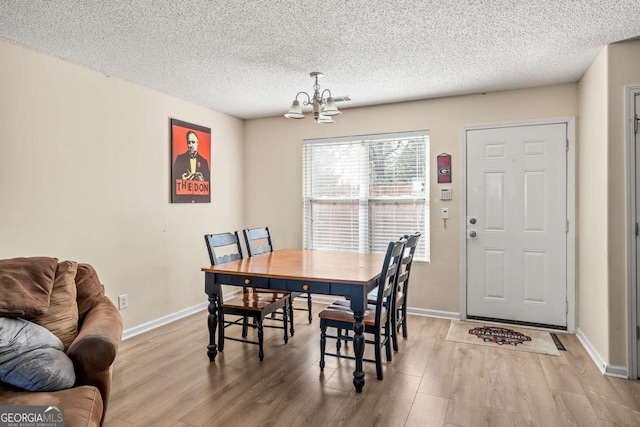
437, 153, 452, 183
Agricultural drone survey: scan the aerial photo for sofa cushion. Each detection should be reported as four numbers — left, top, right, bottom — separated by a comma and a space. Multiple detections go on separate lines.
0, 317, 75, 392
0, 257, 58, 319
75, 264, 105, 318
33, 261, 79, 350
0, 384, 103, 427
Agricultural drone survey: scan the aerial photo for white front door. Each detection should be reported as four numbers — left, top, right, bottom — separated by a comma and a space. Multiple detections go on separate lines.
466, 123, 568, 328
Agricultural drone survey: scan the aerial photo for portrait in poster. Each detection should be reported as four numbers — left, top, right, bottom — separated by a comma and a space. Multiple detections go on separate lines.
170, 119, 211, 203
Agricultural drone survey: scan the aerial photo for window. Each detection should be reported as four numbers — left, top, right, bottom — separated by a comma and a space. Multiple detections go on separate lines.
302, 131, 429, 261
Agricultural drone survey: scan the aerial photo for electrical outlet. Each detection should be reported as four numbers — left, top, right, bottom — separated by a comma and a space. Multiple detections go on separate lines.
118, 294, 129, 310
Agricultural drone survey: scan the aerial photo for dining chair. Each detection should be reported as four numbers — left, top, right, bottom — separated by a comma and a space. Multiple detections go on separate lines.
318, 238, 406, 380
204, 231, 289, 361
393, 232, 421, 345
357, 232, 421, 352
241, 226, 295, 336
243, 227, 313, 327
365, 232, 422, 350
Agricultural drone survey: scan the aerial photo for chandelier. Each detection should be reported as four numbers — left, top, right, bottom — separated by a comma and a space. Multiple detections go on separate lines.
284, 72, 342, 124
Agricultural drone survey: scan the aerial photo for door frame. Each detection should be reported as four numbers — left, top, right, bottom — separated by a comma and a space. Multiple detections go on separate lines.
625, 85, 640, 379
459, 117, 576, 333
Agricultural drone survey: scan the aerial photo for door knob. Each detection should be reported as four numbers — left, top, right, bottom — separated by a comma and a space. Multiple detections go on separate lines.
468, 230, 477, 238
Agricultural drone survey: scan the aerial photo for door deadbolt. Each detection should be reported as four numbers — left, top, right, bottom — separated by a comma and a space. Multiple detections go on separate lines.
469, 218, 477, 224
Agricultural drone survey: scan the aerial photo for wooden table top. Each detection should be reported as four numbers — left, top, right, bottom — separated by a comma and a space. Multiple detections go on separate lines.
202, 248, 385, 285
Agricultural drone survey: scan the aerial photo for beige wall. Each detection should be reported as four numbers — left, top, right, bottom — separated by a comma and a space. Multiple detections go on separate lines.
577, 47, 610, 363
4, 35, 635, 372
0, 40, 245, 330
244, 84, 579, 315
575, 39, 640, 369
607, 40, 640, 366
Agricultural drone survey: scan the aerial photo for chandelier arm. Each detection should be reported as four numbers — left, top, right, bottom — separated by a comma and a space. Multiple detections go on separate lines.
321, 88, 332, 101
296, 91, 312, 106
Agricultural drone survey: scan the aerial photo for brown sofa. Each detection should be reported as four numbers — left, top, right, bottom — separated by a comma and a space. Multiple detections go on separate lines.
0, 258, 122, 427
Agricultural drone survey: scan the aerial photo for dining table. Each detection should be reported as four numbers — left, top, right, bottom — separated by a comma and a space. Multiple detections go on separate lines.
202, 248, 385, 393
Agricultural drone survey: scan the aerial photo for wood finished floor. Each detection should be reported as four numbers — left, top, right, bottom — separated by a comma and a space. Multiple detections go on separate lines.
105, 303, 640, 427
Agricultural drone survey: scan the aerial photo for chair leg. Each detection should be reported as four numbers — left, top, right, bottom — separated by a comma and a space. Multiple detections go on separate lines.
307, 294, 312, 323
374, 330, 383, 380
401, 302, 408, 338
257, 320, 264, 361
283, 304, 289, 344
385, 320, 393, 362
391, 305, 399, 352
319, 321, 327, 371
218, 312, 225, 351
336, 329, 342, 352
289, 295, 295, 337
242, 316, 249, 338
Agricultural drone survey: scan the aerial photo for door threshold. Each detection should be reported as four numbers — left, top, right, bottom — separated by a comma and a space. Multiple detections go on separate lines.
466, 315, 567, 332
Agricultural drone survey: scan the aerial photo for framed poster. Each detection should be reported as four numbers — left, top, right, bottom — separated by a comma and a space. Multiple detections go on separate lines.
170, 119, 211, 203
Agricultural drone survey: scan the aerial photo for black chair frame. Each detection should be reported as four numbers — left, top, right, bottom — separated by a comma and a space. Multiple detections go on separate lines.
204, 231, 289, 361
392, 232, 421, 349
319, 238, 405, 380
243, 226, 313, 327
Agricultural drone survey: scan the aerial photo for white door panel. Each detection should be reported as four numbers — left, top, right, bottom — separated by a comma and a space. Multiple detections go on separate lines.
466, 124, 567, 327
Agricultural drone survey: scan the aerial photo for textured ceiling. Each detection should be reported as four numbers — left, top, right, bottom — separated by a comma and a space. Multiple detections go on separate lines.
2, 1, 640, 120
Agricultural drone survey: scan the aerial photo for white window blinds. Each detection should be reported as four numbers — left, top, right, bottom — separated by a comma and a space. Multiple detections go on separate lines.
303, 131, 430, 261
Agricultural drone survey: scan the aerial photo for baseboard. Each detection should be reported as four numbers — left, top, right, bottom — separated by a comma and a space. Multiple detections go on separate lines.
407, 307, 460, 320
605, 364, 629, 379
122, 289, 242, 340
122, 302, 208, 340
292, 295, 460, 320
575, 328, 629, 378
575, 328, 607, 374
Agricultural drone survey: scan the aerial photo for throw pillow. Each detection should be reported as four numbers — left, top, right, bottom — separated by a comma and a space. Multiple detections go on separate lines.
0, 257, 58, 319
33, 261, 79, 350
75, 263, 105, 317
0, 317, 75, 391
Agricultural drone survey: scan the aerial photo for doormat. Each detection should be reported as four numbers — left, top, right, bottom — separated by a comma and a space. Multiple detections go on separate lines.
446, 320, 560, 356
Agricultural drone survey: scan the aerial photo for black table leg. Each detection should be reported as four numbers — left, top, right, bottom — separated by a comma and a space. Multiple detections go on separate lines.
207, 292, 219, 361
352, 310, 366, 392
205, 273, 223, 361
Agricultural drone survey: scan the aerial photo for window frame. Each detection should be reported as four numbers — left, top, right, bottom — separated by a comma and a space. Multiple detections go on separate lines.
302, 130, 430, 262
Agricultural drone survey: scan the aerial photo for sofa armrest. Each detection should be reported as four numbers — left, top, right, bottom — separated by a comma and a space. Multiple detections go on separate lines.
67, 296, 122, 423
67, 296, 122, 373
